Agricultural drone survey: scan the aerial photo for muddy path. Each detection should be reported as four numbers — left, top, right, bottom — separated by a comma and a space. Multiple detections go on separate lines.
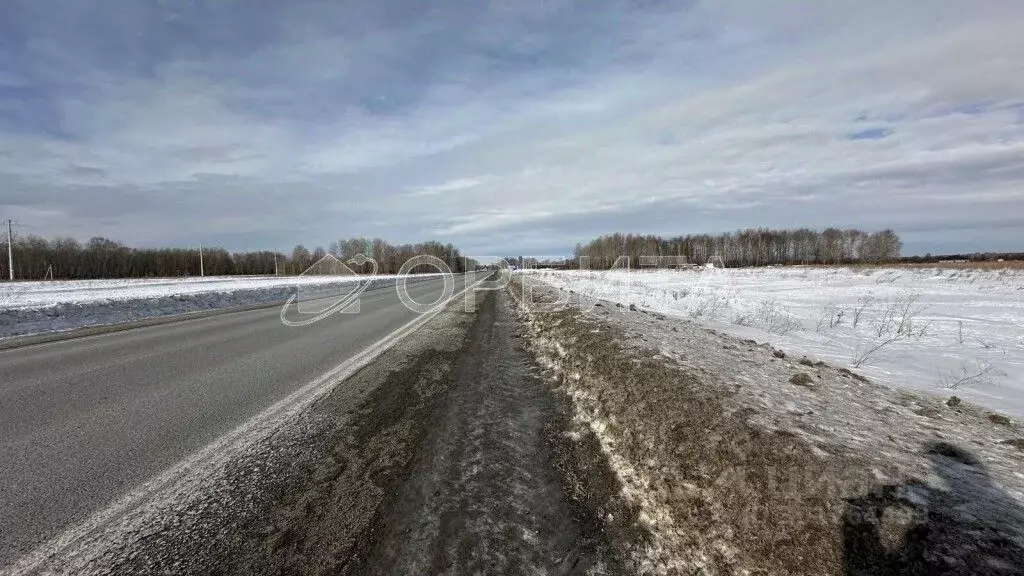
68, 289, 635, 575
350, 289, 612, 575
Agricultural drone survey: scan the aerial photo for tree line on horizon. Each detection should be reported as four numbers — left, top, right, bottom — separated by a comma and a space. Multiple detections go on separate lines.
572, 228, 903, 269
0, 235, 474, 280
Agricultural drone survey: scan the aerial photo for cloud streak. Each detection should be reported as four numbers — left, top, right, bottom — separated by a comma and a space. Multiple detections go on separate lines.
0, 0, 1022, 255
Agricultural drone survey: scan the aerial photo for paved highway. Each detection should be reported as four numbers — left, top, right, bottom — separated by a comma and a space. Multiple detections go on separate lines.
0, 273, 482, 566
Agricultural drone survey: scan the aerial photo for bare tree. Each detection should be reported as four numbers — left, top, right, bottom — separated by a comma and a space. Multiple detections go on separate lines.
574, 227, 902, 269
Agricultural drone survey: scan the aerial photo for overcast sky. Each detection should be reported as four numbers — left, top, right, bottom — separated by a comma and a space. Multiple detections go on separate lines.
1, 0, 1022, 257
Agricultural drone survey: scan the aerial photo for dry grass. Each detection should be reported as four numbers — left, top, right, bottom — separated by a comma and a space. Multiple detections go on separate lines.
731, 261, 1024, 272
837, 260, 1024, 271
893, 260, 1024, 270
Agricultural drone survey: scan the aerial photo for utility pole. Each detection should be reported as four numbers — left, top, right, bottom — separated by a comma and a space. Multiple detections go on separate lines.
7, 219, 13, 281
199, 242, 205, 277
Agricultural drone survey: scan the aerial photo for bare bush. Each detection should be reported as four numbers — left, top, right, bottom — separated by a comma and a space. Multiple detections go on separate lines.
669, 289, 689, 301
816, 303, 844, 332
690, 289, 728, 319
873, 304, 895, 337
732, 312, 754, 327
755, 299, 803, 335
939, 361, 1001, 390
851, 334, 903, 367
851, 294, 874, 328
872, 291, 928, 338
0, 283, 28, 309
893, 291, 928, 336
854, 292, 928, 367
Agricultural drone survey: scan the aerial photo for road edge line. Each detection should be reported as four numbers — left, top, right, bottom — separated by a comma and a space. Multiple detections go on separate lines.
4, 275, 487, 576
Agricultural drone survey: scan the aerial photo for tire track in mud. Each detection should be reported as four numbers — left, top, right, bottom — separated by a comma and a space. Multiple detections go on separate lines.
350, 290, 615, 576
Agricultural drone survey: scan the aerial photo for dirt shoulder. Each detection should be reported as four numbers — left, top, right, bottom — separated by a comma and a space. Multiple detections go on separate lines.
350, 288, 633, 575
72, 289, 638, 576
512, 276, 1024, 576
71, 289, 479, 575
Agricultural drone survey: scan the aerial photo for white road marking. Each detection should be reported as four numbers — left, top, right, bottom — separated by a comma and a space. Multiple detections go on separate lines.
4, 276, 487, 576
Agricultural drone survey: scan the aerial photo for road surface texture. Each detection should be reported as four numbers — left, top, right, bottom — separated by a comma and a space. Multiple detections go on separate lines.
1, 281, 640, 574
0, 273, 482, 569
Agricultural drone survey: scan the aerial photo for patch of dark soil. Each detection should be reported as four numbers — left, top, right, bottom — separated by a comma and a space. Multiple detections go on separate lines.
251, 347, 465, 575
838, 368, 870, 383
349, 290, 621, 575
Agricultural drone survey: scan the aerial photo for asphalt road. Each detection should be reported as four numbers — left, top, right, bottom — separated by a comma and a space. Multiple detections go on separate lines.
0, 272, 482, 567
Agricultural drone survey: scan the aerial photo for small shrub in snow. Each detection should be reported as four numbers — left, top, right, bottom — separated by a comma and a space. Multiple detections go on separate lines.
851, 337, 899, 368
946, 396, 962, 407
988, 414, 1012, 426
773, 349, 786, 359
799, 358, 815, 367
790, 373, 814, 387
853, 292, 930, 367
892, 291, 928, 337
938, 361, 1000, 390
870, 292, 925, 338
851, 294, 874, 328
690, 289, 728, 319
732, 312, 754, 326
816, 303, 845, 332
755, 299, 802, 335
978, 339, 1000, 351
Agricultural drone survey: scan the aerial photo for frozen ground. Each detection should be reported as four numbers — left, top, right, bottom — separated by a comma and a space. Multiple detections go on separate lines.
529, 266, 1024, 418
0, 275, 431, 338
514, 276, 1024, 574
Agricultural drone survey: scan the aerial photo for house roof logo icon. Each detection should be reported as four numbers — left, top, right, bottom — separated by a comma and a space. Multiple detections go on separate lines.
281, 253, 378, 326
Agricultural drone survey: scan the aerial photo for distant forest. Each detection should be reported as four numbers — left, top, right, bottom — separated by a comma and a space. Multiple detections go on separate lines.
0, 235, 474, 280
572, 228, 903, 269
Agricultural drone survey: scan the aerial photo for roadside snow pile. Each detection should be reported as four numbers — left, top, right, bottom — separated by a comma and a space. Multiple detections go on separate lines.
0, 275, 413, 338
530, 266, 1024, 418
513, 276, 1024, 575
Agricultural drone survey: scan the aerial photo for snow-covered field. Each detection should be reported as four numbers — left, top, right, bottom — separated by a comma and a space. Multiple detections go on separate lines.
530, 266, 1024, 418
0, 275, 393, 309
0, 275, 416, 338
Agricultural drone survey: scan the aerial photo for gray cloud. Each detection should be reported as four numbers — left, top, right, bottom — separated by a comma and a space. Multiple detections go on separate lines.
0, 0, 1022, 256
